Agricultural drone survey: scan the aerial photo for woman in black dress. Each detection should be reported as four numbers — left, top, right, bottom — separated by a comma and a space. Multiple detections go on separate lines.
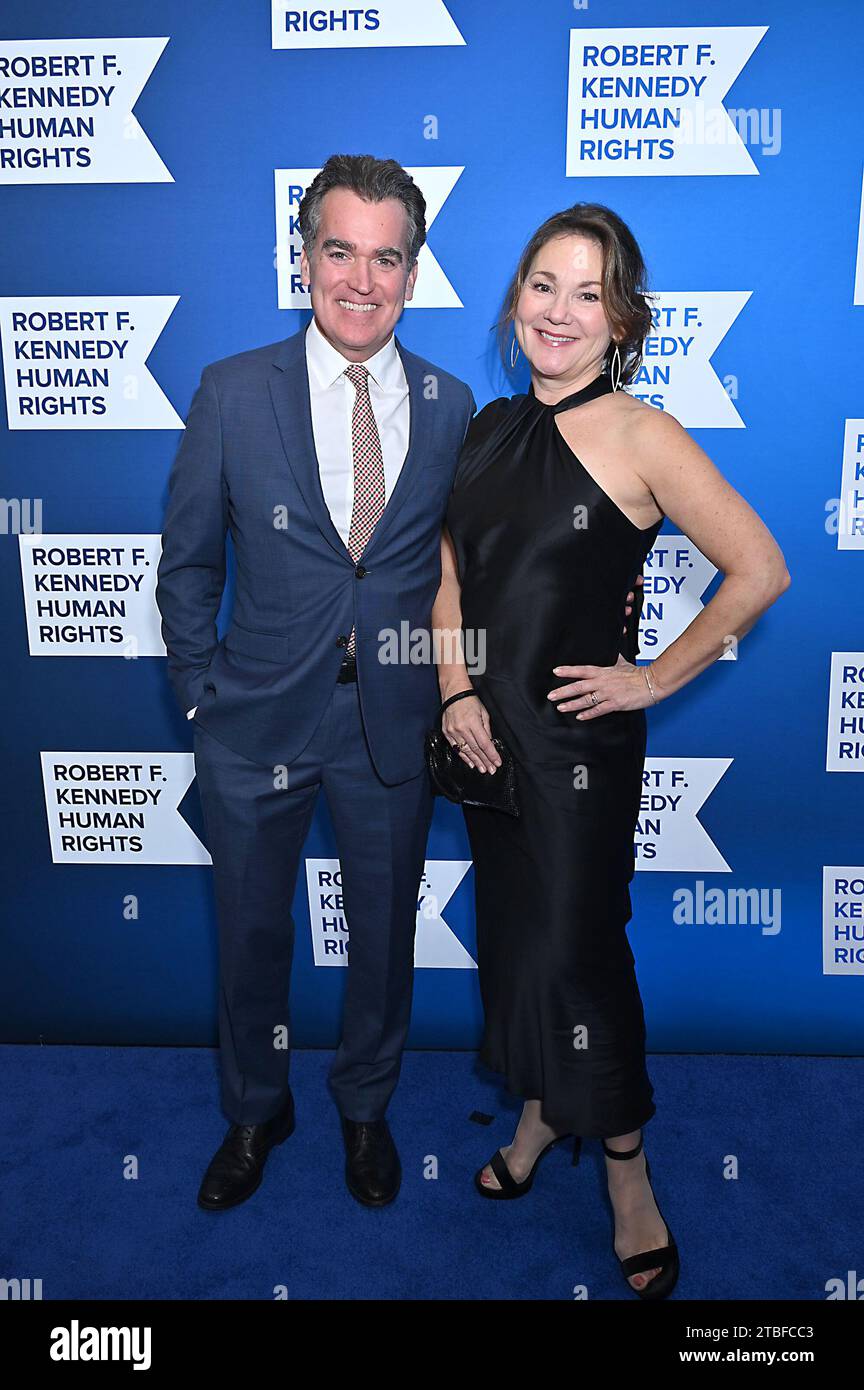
433, 204, 790, 1298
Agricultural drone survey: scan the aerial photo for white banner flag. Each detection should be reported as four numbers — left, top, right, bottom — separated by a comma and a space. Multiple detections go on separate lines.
637, 757, 732, 872
271, 1, 465, 49
41, 751, 209, 865
567, 26, 769, 177
0, 37, 172, 185
0, 296, 183, 430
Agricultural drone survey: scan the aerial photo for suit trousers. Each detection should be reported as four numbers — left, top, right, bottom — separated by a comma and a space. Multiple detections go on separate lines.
192, 677, 434, 1125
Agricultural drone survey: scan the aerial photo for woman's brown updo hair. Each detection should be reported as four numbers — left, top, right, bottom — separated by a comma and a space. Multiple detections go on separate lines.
496, 203, 655, 387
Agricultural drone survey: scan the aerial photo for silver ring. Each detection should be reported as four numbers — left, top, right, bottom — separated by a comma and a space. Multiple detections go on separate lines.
589, 691, 599, 707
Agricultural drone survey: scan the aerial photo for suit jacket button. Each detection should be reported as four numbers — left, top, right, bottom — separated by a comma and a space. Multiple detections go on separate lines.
355, 565, 367, 578
336, 635, 348, 647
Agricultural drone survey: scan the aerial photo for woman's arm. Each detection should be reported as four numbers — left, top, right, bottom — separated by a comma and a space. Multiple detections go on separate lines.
636, 406, 791, 698
431, 525, 501, 771
432, 525, 474, 701
550, 407, 791, 716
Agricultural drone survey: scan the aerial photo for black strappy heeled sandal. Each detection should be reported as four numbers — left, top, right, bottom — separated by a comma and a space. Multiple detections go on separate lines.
474, 1133, 581, 1199
602, 1132, 679, 1299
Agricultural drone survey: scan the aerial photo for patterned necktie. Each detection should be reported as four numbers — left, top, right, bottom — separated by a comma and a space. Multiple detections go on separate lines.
343, 362, 385, 657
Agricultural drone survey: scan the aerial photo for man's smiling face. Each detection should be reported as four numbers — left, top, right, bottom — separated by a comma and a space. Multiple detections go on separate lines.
300, 187, 419, 361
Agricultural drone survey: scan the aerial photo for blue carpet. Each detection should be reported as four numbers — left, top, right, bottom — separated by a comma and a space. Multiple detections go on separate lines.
1, 1046, 859, 1300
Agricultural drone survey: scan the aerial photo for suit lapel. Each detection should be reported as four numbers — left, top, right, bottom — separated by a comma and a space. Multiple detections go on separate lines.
268, 326, 435, 565
268, 328, 352, 563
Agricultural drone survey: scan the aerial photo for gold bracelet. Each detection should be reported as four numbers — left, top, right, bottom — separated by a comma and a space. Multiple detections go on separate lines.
643, 665, 658, 704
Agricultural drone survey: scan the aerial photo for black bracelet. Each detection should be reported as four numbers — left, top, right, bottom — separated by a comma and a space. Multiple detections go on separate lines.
440, 688, 477, 715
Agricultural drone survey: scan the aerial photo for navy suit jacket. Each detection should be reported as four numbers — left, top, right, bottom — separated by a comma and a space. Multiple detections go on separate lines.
155, 326, 475, 784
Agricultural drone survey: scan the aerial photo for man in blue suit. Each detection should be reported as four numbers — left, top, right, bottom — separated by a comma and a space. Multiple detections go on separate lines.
156, 154, 475, 1210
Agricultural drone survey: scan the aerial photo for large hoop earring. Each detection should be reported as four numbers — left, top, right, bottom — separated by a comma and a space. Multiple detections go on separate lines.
610, 342, 622, 392
510, 333, 520, 369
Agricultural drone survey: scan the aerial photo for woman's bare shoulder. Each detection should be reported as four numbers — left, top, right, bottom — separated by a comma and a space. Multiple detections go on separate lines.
612, 394, 694, 457
616, 392, 685, 432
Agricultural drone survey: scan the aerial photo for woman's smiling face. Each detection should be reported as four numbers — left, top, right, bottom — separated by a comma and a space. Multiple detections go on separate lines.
513, 233, 614, 388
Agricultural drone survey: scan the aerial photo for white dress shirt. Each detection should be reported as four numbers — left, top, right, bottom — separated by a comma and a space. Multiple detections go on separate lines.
186, 317, 410, 718
305, 313, 410, 546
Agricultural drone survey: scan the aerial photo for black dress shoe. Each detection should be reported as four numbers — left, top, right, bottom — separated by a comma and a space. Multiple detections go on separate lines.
197, 1092, 295, 1211
340, 1116, 401, 1207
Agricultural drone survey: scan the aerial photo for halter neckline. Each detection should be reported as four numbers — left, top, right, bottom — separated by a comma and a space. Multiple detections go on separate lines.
528, 372, 615, 414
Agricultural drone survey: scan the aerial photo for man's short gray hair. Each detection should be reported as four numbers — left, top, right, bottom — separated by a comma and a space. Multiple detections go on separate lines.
298, 154, 427, 267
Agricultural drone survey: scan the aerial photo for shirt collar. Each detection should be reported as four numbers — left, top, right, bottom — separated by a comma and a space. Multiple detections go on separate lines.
306, 314, 403, 391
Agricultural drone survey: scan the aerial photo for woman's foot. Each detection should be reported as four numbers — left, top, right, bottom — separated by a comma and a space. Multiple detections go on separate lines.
604, 1132, 670, 1292
478, 1099, 566, 1190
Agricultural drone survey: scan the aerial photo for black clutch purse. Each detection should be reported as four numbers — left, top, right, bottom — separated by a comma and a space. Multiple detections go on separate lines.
424, 689, 520, 815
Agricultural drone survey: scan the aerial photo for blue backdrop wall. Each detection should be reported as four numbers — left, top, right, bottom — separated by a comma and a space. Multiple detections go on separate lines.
2, 0, 862, 1053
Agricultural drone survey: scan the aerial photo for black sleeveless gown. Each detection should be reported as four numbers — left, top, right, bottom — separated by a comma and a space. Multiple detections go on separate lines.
445, 370, 664, 1138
